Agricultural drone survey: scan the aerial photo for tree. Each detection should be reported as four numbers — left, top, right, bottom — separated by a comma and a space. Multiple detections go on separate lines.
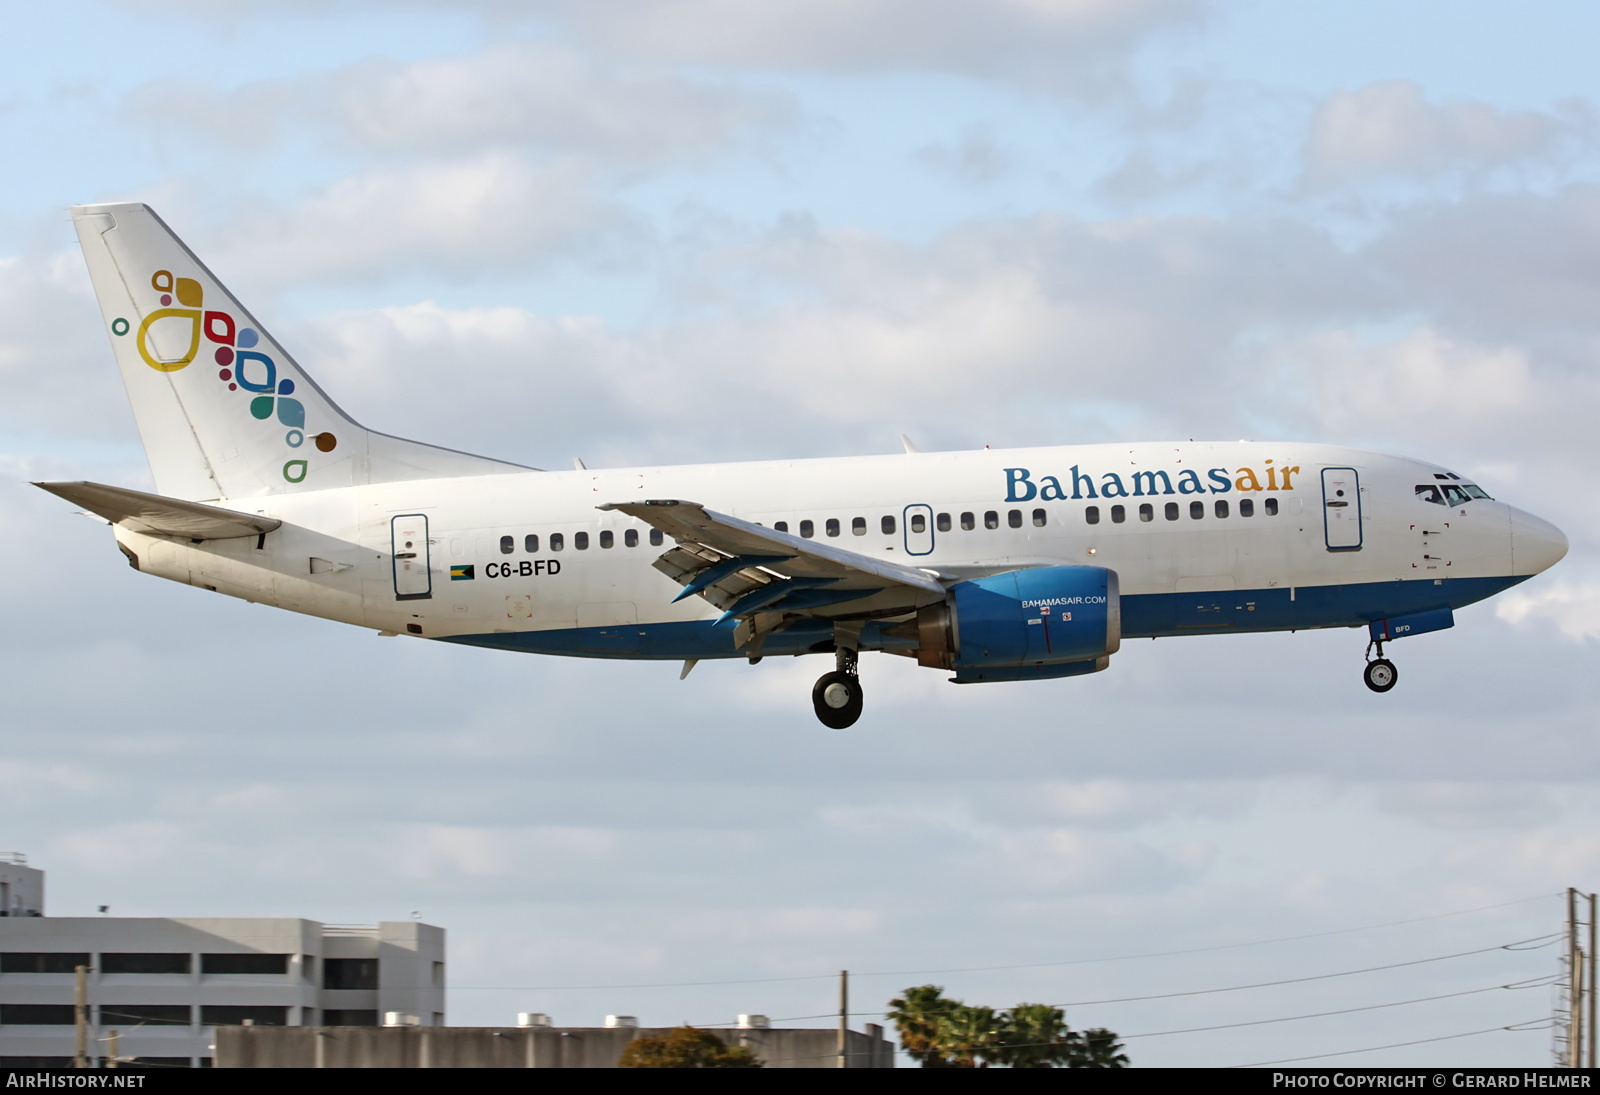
617, 1026, 762, 1068
996, 1003, 1075, 1068
1070, 1027, 1130, 1068
938, 1004, 1004, 1067
886, 985, 960, 1067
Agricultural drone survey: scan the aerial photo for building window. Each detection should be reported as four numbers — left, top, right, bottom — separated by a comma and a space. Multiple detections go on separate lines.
1215, 500, 1229, 518
1165, 502, 1179, 521
936, 513, 951, 532
99, 1004, 190, 1026
984, 511, 998, 529
881, 515, 896, 534
202, 954, 289, 976
1239, 498, 1254, 517
825, 518, 840, 537
102, 953, 190, 975
323, 958, 379, 991
200, 1006, 288, 1027
1190, 501, 1204, 519
1032, 509, 1047, 527
0, 953, 89, 974
323, 1010, 379, 1027
1139, 503, 1153, 522
1085, 506, 1100, 525
550, 533, 564, 551
1265, 498, 1279, 516
625, 529, 638, 547
432, 961, 445, 988
599, 530, 614, 549
499, 535, 513, 554
960, 512, 974, 530
302, 956, 316, 982
524, 534, 539, 553
0, 1005, 75, 1025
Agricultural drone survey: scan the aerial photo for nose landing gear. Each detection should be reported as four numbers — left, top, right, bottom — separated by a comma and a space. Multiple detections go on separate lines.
812, 645, 864, 729
1363, 640, 1398, 693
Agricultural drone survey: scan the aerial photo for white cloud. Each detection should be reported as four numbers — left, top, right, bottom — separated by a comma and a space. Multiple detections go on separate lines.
1496, 581, 1600, 642
1304, 80, 1582, 184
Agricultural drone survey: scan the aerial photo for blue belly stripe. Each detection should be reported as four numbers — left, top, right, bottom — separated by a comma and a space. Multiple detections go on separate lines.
435, 574, 1530, 661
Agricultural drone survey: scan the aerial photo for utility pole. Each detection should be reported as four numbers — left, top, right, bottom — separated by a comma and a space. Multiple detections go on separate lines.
838, 969, 849, 1069
1570, 889, 1585, 1069
73, 964, 88, 1068
106, 1030, 118, 1069
1589, 892, 1597, 1070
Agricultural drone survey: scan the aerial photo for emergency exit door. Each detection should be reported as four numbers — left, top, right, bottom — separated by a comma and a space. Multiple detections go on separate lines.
1321, 468, 1362, 551
392, 514, 433, 599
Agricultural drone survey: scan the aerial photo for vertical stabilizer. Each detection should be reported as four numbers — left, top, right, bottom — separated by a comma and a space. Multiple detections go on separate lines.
71, 203, 530, 501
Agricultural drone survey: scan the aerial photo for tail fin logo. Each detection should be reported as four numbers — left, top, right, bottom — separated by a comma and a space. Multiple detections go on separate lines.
113, 269, 337, 482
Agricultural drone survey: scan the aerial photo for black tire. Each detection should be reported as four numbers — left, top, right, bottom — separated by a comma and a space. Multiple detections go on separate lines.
1363, 658, 1398, 693
812, 671, 863, 729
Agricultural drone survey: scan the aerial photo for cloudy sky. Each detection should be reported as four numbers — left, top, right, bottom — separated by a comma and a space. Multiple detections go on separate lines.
3, 0, 1599, 1067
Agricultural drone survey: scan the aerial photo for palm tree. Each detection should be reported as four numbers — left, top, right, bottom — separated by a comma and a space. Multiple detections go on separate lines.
886, 985, 959, 1067
938, 1004, 1004, 1067
997, 1003, 1074, 1068
1071, 1026, 1130, 1068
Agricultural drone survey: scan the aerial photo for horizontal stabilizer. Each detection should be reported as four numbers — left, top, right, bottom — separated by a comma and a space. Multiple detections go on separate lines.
34, 481, 282, 540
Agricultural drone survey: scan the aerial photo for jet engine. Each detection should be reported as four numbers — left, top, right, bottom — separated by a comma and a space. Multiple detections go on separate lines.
905, 565, 1120, 680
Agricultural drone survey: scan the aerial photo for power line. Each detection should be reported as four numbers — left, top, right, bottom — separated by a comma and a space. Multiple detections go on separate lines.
448, 893, 1558, 993
1230, 1018, 1553, 1069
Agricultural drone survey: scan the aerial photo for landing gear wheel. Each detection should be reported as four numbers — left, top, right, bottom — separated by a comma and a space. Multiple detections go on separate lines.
1363, 658, 1398, 693
812, 670, 863, 729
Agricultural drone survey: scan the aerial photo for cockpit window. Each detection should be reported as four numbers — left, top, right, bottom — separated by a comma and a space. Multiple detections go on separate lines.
1415, 484, 1445, 505
1441, 484, 1471, 506
1463, 484, 1492, 500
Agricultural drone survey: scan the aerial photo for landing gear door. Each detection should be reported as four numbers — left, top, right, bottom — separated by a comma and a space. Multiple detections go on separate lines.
903, 504, 934, 556
1321, 467, 1362, 551
392, 514, 432, 599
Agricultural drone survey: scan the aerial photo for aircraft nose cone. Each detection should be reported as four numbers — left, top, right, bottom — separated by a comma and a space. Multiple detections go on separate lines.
1509, 507, 1568, 575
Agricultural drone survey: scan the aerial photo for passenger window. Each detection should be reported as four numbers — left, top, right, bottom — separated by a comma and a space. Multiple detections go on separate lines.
881, 516, 896, 534
1139, 503, 1153, 522
600, 530, 614, 548
775, 521, 789, 533
852, 517, 866, 536
1165, 502, 1179, 521
499, 535, 514, 554
984, 511, 999, 529
960, 512, 974, 530
1264, 498, 1278, 516
910, 514, 926, 533
936, 513, 951, 532
551, 533, 564, 551
1190, 501, 1204, 519
575, 531, 589, 550
1111, 505, 1125, 524
1085, 506, 1100, 525
1416, 484, 1445, 505
1008, 510, 1022, 528
625, 529, 638, 547
1239, 499, 1254, 518
524, 534, 539, 553
1215, 500, 1229, 518
826, 518, 840, 537
800, 520, 815, 539
1032, 508, 1046, 527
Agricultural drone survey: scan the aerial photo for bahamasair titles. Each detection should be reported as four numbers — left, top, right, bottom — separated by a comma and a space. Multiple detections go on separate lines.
41, 204, 1569, 728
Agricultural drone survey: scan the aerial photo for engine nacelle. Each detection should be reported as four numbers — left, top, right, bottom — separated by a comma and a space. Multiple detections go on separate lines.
911, 565, 1120, 670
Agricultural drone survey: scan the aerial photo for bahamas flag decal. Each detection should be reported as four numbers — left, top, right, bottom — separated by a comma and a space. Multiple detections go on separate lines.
450, 565, 475, 581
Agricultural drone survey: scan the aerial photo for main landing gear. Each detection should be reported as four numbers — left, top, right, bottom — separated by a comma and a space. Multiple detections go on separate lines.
1363, 640, 1398, 694
813, 645, 864, 729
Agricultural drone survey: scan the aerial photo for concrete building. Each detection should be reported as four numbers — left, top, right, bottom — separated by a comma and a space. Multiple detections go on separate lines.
0, 863, 444, 1068
0, 855, 43, 918
218, 1023, 896, 1068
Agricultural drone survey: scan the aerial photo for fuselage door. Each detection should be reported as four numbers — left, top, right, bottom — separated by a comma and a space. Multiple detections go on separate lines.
1321, 467, 1362, 551
392, 514, 432, 599
903, 504, 934, 556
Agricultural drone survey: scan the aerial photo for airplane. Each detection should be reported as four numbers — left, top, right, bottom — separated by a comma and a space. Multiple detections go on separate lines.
38, 203, 1569, 728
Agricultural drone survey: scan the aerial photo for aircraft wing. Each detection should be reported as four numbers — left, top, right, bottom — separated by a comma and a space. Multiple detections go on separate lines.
598, 499, 944, 624
34, 481, 282, 540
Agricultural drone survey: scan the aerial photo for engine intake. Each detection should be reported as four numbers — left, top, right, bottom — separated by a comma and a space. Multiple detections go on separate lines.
911, 565, 1120, 671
